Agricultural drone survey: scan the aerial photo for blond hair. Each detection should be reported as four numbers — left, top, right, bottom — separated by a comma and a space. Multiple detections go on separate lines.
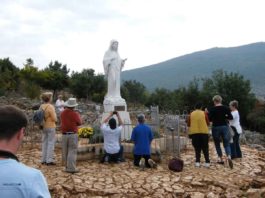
41, 92, 53, 103
212, 95, 222, 103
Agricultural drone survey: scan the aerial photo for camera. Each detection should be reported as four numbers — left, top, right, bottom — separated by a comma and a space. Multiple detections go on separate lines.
113, 111, 117, 115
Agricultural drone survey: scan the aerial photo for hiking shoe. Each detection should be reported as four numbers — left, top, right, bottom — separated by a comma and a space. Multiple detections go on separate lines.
195, 162, 200, 167
46, 162, 56, 166
148, 159, 157, 168
217, 160, 224, 165
228, 158, 233, 169
139, 158, 145, 171
204, 163, 210, 168
118, 158, 126, 163
64, 169, 80, 174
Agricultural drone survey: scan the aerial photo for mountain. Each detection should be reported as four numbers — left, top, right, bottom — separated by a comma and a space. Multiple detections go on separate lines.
121, 42, 265, 95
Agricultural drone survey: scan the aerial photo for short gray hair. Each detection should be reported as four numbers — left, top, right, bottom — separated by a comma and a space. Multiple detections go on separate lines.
229, 100, 238, 109
137, 114, 145, 123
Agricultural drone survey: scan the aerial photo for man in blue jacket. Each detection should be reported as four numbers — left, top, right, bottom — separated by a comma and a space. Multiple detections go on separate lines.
131, 114, 156, 168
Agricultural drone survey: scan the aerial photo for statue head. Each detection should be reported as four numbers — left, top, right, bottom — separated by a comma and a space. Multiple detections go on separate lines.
110, 40, 119, 51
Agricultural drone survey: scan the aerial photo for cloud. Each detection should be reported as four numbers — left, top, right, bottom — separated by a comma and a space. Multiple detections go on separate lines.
0, 0, 265, 73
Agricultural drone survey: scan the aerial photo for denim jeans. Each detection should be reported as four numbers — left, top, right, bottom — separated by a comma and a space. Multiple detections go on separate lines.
212, 125, 231, 157
230, 127, 242, 159
102, 145, 124, 163
41, 128, 56, 163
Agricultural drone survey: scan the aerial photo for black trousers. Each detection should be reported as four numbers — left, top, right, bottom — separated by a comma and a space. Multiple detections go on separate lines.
133, 154, 151, 168
191, 134, 210, 163
101, 145, 124, 163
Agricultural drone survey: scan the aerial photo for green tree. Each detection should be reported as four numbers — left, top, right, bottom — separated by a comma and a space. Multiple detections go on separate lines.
19, 58, 41, 99
201, 70, 255, 123
39, 61, 70, 98
0, 58, 20, 94
70, 69, 96, 99
247, 104, 265, 133
146, 88, 173, 111
91, 74, 107, 103
121, 80, 148, 106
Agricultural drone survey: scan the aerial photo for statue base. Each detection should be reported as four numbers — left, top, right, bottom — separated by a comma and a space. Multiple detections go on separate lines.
102, 96, 132, 140
103, 96, 127, 112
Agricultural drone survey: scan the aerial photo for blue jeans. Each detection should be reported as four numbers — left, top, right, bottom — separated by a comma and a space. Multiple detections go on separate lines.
102, 145, 124, 163
230, 127, 242, 159
212, 125, 231, 158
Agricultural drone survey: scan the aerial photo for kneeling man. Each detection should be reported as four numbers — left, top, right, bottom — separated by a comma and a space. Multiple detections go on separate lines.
101, 111, 124, 163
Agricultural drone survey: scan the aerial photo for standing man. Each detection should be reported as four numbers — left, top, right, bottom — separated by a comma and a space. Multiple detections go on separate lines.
61, 98, 82, 173
208, 95, 234, 169
131, 114, 156, 168
0, 105, 51, 197
100, 111, 124, 163
55, 95, 65, 114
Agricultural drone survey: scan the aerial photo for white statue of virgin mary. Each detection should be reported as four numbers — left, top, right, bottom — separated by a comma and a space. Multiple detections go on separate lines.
103, 40, 127, 101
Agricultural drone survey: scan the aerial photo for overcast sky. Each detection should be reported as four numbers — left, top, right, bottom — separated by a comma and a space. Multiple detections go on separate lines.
1, 0, 264, 74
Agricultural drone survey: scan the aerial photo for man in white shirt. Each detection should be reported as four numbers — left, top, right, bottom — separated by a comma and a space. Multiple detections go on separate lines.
55, 95, 65, 113
100, 111, 124, 163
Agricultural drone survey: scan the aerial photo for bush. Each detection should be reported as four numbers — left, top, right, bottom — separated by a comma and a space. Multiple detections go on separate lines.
90, 125, 104, 143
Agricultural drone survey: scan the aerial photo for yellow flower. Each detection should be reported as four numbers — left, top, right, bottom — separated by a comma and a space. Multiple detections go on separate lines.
78, 126, 94, 138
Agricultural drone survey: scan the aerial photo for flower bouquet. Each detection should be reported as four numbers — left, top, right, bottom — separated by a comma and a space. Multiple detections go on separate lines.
78, 126, 94, 138
78, 126, 93, 145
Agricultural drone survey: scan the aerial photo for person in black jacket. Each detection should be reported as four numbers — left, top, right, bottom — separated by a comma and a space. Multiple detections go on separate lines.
208, 95, 234, 169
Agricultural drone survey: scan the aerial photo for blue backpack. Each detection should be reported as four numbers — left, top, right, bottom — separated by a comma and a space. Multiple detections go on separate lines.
33, 105, 49, 125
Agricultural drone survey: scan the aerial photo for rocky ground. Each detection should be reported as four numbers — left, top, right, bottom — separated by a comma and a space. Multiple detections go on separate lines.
18, 141, 265, 198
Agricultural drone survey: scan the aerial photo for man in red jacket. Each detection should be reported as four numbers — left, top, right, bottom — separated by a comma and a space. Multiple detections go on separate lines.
61, 98, 82, 173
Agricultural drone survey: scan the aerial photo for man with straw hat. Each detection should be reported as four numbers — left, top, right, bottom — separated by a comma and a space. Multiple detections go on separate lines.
60, 98, 82, 173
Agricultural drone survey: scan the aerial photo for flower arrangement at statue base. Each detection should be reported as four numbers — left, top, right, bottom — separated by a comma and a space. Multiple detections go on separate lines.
78, 126, 93, 145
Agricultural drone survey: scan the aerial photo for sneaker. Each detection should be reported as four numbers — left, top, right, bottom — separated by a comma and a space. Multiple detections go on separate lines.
227, 158, 233, 169
118, 158, 126, 163
204, 163, 210, 168
65, 169, 80, 174
139, 158, 145, 170
46, 162, 56, 166
195, 162, 200, 167
148, 159, 157, 168
217, 160, 224, 165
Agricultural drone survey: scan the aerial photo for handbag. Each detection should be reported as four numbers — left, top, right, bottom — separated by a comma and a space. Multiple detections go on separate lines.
167, 127, 184, 172
168, 157, 184, 172
228, 125, 235, 143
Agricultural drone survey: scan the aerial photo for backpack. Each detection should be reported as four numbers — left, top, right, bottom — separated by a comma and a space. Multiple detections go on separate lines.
168, 157, 184, 172
33, 105, 49, 127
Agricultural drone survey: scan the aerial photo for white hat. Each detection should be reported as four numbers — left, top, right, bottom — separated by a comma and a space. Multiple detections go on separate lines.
64, 98, 78, 107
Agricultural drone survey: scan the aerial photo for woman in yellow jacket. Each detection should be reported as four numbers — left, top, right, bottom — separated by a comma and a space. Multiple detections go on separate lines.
187, 102, 210, 168
40, 92, 57, 165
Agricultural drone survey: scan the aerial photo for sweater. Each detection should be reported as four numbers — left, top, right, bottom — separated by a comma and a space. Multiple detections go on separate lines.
40, 103, 57, 129
61, 108, 82, 133
188, 110, 209, 135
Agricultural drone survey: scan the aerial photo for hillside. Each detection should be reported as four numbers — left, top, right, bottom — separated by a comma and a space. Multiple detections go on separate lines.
121, 42, 265, 95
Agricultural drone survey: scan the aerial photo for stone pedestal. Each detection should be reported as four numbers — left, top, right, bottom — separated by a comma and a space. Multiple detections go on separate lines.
102, 96, 132, 140
103, 96, 127, 112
